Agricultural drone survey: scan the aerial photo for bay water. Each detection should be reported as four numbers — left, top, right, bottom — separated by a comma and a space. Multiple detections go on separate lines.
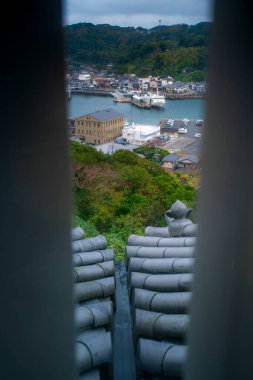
67, 93, 205, 125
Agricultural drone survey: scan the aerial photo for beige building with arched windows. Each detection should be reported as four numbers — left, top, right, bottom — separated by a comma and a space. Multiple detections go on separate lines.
68, 108, 124, 145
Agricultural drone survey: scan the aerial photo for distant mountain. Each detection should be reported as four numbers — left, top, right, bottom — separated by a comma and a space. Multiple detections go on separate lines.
64, 22, 212, 81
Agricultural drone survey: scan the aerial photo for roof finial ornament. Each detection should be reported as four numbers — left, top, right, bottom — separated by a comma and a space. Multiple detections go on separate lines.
165, 200, 194, 237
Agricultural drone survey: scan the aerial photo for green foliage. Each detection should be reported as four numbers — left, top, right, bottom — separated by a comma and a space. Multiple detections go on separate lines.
104, 232, 126, 260
73, 187, 94, 219
105, 214, 145, 260
176, 70, 206, 82
71, 142, 197, 259
111, 149, 140, 165
72, 215, 99, 237
64, 22, 211, 78
134, 146, 169, 162
71, 141, 108, 163
111, 214, 145, 240
89, 207, 115, 232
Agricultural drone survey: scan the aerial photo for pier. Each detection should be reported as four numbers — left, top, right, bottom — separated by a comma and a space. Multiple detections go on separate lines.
71, 88, 113, 96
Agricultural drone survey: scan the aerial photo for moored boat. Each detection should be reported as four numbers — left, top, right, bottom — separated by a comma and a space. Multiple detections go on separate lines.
132, 93, 151, 109
149, 93, 166, 109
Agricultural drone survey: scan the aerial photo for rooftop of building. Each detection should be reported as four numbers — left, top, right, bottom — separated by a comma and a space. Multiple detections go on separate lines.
85, 108, 123, 121
69, 108, 124, 122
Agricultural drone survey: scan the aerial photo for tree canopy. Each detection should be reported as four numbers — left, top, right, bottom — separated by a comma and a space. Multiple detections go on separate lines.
64, 22, 211, 81
71, 142, 198, 258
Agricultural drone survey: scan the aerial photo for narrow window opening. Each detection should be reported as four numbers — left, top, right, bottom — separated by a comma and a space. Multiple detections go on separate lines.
63, 1, 214, 379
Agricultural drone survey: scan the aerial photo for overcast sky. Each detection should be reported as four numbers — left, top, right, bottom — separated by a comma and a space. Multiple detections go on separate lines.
63, 0, 214, 29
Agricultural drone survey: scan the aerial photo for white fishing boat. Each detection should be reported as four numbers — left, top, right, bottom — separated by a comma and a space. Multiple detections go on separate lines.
149, 92, 166, 109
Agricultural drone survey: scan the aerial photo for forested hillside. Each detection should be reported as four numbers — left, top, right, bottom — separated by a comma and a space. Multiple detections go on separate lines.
64, 22, 211, 81
71, 142, 198, 258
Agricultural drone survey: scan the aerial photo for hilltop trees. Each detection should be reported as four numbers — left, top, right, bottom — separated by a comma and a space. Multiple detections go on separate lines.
71, 142, 197, 258
64, 22, 211, 81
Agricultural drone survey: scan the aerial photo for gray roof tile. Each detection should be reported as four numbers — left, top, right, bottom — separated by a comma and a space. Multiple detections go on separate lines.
89, 108, 123, 121
162, 154, 178, 162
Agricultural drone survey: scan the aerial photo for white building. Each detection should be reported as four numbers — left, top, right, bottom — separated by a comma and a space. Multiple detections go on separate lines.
122, 123, 160, 145
78, 73, 91, 81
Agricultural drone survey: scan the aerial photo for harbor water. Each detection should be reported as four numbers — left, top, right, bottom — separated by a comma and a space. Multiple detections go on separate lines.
67, 93, 205, 125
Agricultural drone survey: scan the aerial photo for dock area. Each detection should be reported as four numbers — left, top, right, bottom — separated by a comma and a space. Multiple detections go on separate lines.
71, 88, 113, 96
70, 88, 204, 100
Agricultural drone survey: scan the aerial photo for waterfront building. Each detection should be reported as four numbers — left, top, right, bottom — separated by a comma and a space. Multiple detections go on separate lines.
78, 73, 91, 81
166, 81, 190, 93
122, 122, 160, 145
68, 108, 124, 145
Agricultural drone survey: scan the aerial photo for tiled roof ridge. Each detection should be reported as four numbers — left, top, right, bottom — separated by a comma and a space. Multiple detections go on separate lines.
72, 226, 115, 380
125, 200, 197, 379
72, 199, 197, 379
